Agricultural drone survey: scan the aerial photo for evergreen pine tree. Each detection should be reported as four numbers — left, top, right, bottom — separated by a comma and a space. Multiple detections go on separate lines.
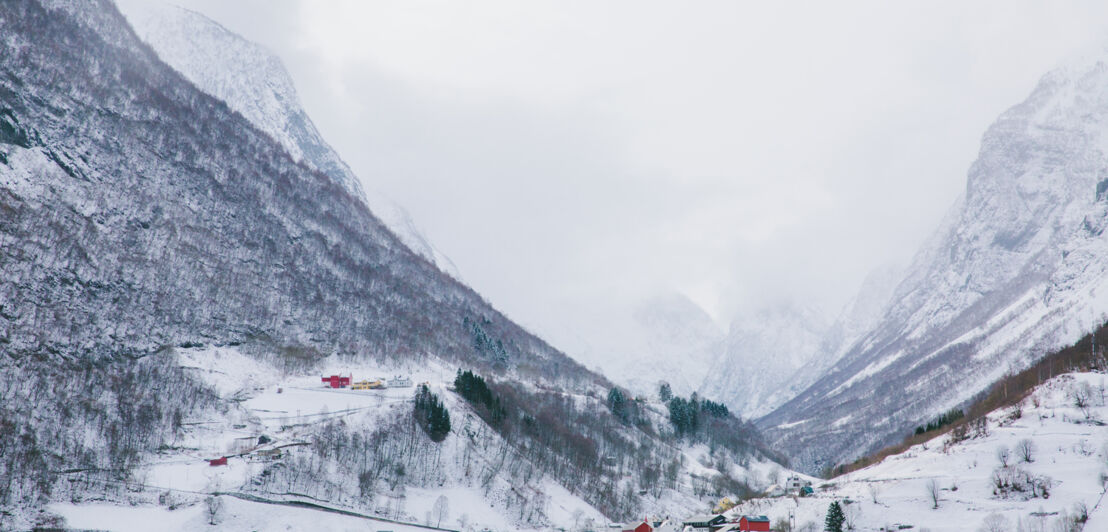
658, 381, 673, 402
414, 384, 451, 442
824, 501, 845, 532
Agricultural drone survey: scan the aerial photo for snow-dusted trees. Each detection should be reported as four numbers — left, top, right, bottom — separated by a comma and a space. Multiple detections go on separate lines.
1016, 439, 1035, 463
824, 501, 845, 532
977, 513, 1007, 532
454, 370, 506, 426
432, 495, 449, 527
413, 385, 451, 442
925, 479, 940, 509
657, 381, 673, 402
0, 350, 218, 515
606, 387, 634, 425
866, 483, 880, 505
1071, 381, 1094, 419
841, 502, 860, 531
205, 495, 223, 526
996, 445, 1010, 467
990, 465, 1051, 500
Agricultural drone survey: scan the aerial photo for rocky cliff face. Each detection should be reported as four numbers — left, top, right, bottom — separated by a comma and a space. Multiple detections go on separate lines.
115, 0, 458, 275
760, 51, 1108, 473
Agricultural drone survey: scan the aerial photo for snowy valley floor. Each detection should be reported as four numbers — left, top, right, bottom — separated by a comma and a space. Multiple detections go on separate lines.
42, 347, 609, 531
47, 348, 1108, 531
728, 372, 1108, 531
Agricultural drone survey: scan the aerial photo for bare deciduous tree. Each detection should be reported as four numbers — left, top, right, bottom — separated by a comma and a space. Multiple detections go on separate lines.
432, 494, 449, 528
977, 512, 1007, 532
1016, 439, 1036, 463
996, 445, 1009, 467
205, 495, 223, 526
925, 478, 940, 509
843, 502, 860, 530
867, 483, 880, 505
1072, 381, 1094, 419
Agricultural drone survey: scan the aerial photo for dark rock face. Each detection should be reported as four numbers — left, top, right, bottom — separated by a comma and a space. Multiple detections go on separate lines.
0, 0, 587, 384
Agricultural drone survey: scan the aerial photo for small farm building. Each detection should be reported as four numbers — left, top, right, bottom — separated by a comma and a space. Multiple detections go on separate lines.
738, 516, 770, 532
321, 375, 352, 388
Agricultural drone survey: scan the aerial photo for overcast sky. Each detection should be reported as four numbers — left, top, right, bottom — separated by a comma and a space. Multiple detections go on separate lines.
155, 1, 1108, 332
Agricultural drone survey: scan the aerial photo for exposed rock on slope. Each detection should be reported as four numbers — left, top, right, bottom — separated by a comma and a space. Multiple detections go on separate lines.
761, 50, 1108, 473
0, 0, 546, 372
701, 304, 830, 418
116, 0, 457, 274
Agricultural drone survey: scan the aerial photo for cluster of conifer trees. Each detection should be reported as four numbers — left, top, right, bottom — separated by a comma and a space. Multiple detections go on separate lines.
454, 370, 507, 426
665, 393, 730, 437
413, 384, 451, 442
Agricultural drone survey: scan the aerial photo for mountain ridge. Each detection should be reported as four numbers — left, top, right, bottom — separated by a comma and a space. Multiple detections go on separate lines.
116, 0, 459, 276
759, 49, 1108, 473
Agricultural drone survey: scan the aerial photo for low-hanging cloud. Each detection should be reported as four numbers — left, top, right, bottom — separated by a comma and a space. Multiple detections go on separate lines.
150, 0, 1108, 340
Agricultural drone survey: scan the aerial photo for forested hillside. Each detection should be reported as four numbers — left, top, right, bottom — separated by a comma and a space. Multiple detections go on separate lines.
0, 1, 777, 528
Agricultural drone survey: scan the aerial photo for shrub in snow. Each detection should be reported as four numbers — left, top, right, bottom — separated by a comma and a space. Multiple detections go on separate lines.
977, 513, 1007, 532
205, 495, 223, 526
996, 445, 1010, 467
866, 483, 880, 504
1016, 438, 1036, 462
990, 465, 1051, 500
925, 478, 940, 509
1070, 381, 1094, 420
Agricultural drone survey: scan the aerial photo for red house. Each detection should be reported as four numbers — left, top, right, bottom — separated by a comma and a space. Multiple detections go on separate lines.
621, 519, 652, 532
321, 375, 352, 388
739, 516, 770, 532
208, 456, 228, 466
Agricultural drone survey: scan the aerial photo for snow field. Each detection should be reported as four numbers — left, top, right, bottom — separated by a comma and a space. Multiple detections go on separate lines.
727, 372, 1108, 531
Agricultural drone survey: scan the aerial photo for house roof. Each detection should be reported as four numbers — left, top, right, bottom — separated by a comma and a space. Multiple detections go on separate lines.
683, 514, 725, 524
741, 515, 770, 522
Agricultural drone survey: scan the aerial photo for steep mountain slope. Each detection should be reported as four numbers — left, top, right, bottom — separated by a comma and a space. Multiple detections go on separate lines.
0, 2, 778, 528
115, 0, 457, 275
761, 50, 1108, 473
1, 0, 541, 375
542, 293, 725, 397
772, 264, 906, 415
700, 305, 830, 418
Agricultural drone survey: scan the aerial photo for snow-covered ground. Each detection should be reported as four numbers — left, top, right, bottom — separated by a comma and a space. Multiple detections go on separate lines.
43, 345, 802, 531
50, 496, 434, 532
727, 371, 1108, 531
43, 346, 626, 531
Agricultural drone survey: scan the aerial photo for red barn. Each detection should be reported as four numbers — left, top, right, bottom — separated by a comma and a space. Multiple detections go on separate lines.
739, 516, 770, 532
208, 456, 228, 466
321, 375, 352, 388
621, 519, 652, 532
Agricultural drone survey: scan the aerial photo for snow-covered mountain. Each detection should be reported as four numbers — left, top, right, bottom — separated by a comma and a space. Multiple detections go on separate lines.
116, 0, 457, 275
698, 264, 902, 421
700, 305, 831, 418
541, 292, 725, 398
761, 48, 1108, 473
0, 2, 782, 528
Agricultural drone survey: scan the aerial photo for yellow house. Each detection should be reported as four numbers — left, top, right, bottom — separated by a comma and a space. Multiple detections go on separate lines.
352, 379, 385, 390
